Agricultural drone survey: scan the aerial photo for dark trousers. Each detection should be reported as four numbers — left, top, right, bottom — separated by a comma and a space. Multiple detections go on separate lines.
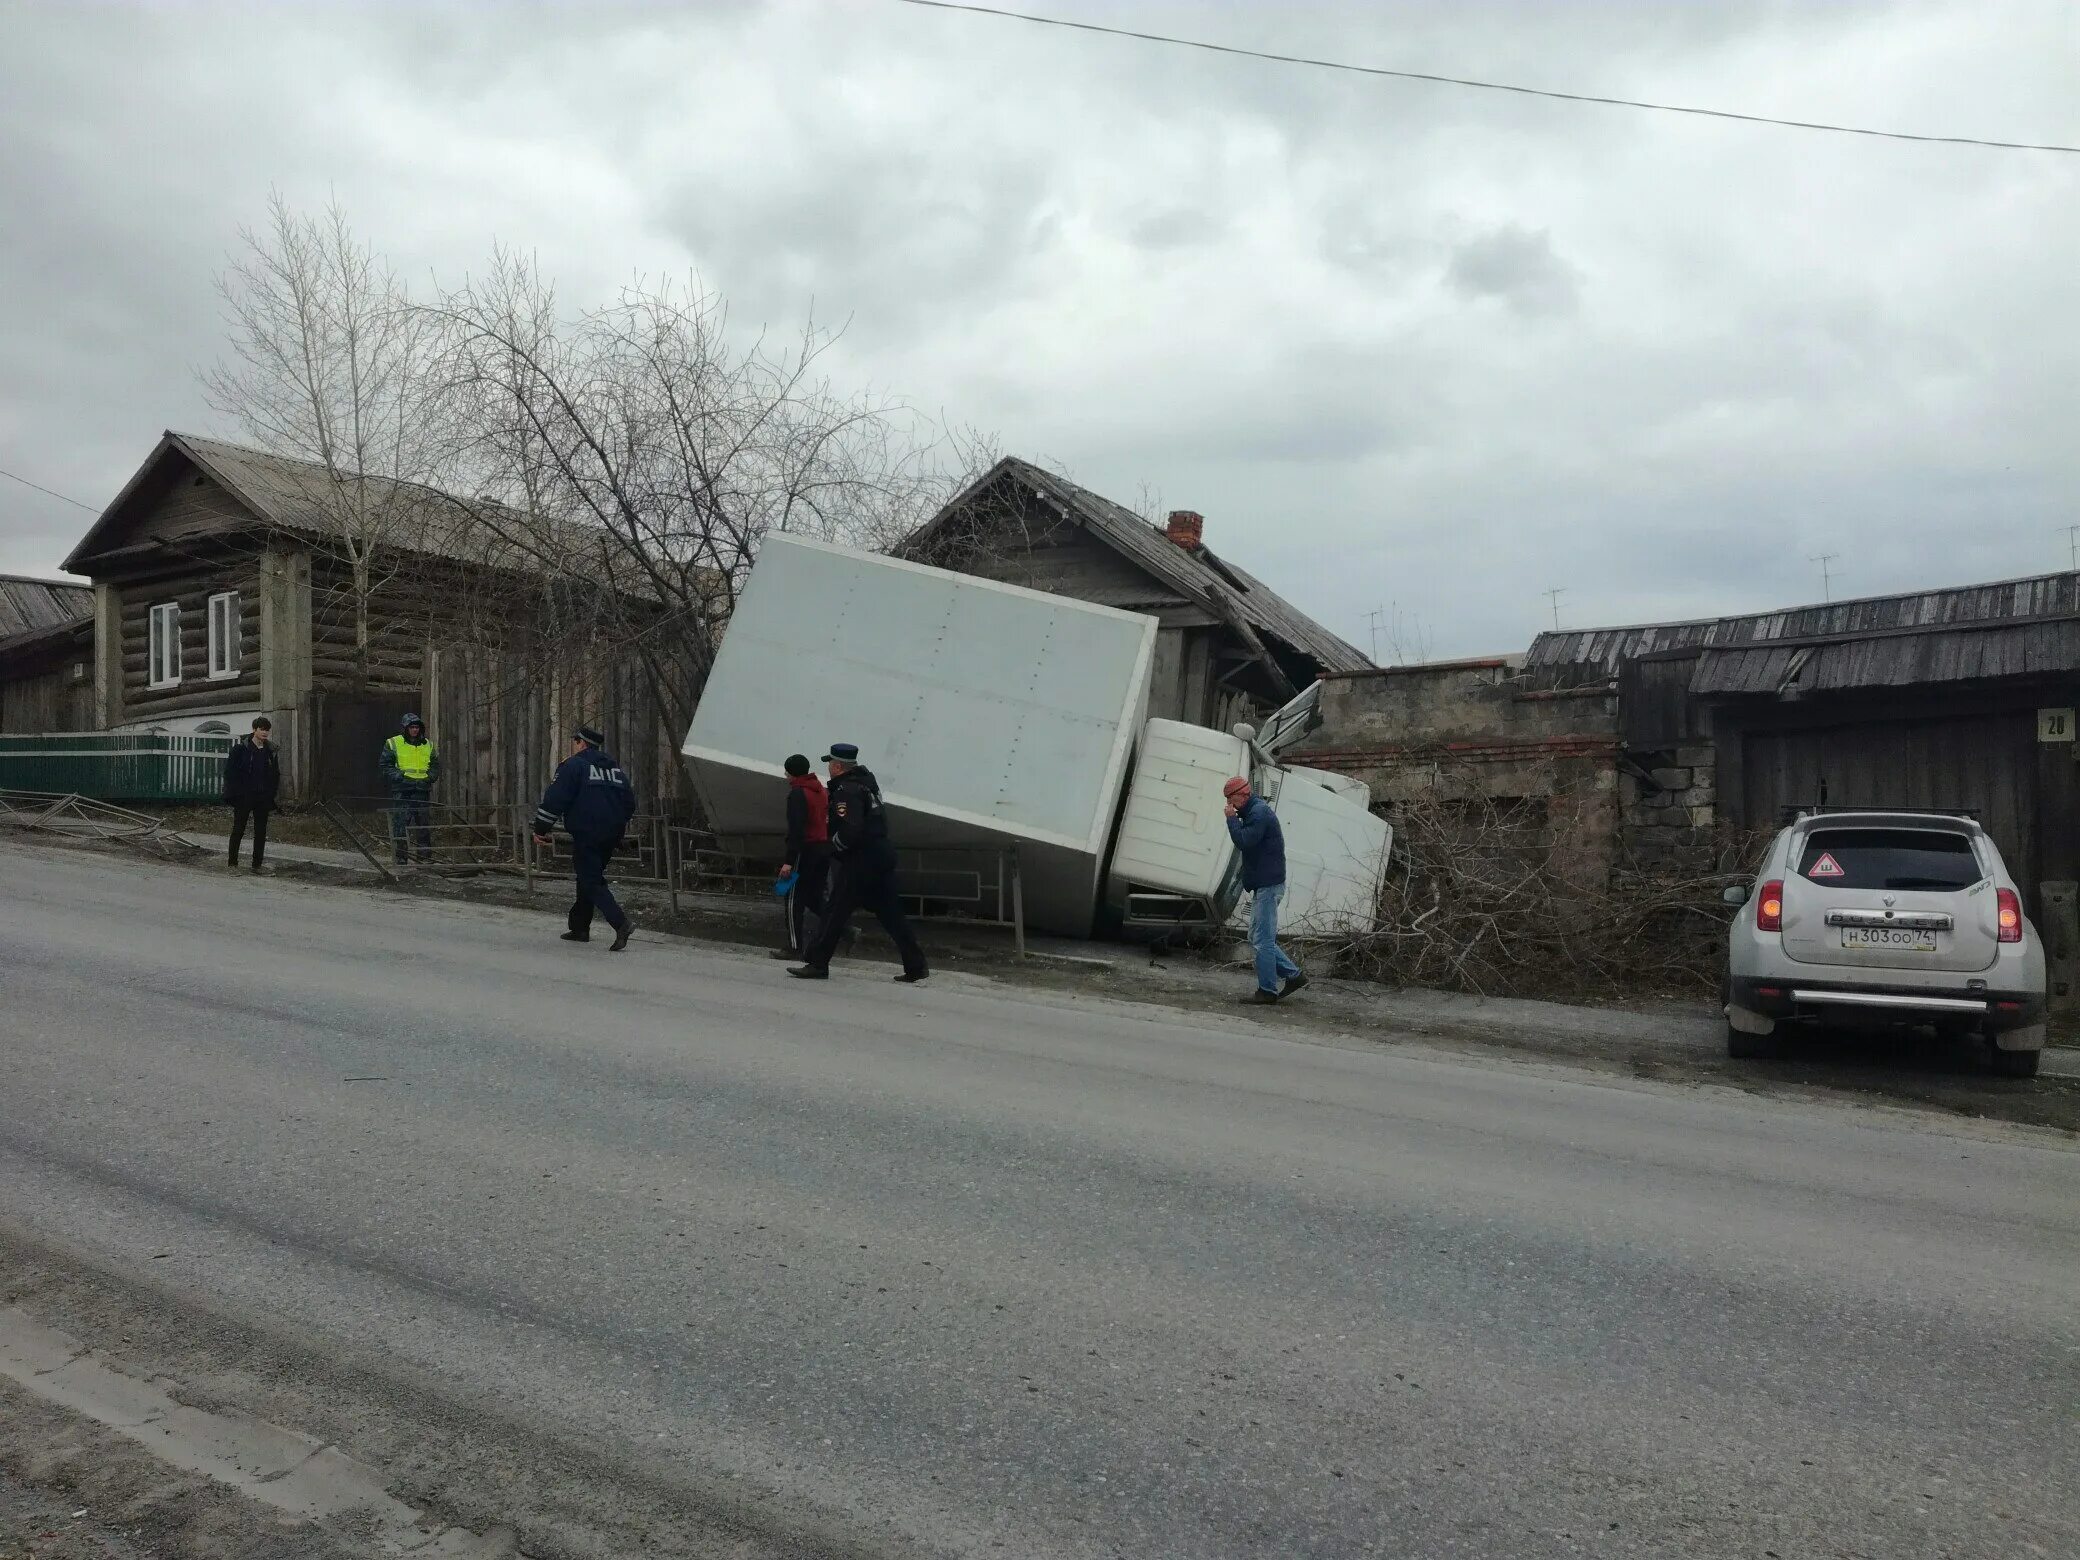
228, 803, 271, 869
390, 787, 433, 862
570, 837, 629, 937
787, 844, 832, 953
804, 855, 926, 977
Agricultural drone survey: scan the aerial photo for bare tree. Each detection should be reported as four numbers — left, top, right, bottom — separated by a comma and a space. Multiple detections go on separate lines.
202, 192, 439, 685
425, 249, 990, 743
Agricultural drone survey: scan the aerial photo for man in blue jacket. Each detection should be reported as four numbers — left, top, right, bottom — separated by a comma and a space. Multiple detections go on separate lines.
1224, 775, 1308, 1004
533, 725, 638, 951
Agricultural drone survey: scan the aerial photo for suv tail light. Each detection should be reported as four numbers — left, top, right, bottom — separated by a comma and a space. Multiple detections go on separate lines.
1757, 880, 1784, 932
1997, 887, 2022, 943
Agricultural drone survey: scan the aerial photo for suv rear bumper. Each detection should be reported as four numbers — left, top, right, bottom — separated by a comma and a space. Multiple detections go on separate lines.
1730, 976, 2045, 1032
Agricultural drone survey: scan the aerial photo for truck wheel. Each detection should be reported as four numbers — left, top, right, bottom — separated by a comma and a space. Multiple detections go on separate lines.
1988, 1045, 2041, 1080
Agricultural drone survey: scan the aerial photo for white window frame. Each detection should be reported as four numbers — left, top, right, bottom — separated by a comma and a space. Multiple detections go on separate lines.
147, 602, 182, 689
206, 591, 241, 681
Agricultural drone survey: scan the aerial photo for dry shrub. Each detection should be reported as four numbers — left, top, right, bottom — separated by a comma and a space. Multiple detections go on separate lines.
1332, 782, 1770, 1001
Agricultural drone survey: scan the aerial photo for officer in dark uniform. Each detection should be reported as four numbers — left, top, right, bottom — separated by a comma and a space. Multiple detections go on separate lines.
533, 725, 639, 951
788, 743, 928, 983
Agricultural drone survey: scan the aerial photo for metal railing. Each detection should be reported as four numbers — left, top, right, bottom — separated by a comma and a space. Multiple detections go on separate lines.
0, 789, 197, 853
0, 733, 230, 803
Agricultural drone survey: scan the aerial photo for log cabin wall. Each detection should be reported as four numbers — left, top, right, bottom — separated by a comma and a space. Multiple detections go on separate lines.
115, 548, 265, 720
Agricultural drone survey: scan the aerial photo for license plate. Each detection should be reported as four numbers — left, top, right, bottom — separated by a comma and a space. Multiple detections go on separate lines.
1840, 926, 1938, 952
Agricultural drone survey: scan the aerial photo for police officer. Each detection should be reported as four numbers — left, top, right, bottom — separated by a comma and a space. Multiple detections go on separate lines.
533, 725, 638, 951
380, 712, 440, 865
788, 743, 928, 983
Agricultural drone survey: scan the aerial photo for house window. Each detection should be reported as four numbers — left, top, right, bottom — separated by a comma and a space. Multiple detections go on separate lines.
148, 603, 181, 689
207, 592, 241, 680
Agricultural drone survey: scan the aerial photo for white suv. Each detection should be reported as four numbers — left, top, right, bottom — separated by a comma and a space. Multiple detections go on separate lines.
1723, 810, 2047, 1078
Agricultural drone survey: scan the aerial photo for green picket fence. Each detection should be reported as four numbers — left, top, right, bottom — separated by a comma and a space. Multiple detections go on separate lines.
0, 733, 232, 804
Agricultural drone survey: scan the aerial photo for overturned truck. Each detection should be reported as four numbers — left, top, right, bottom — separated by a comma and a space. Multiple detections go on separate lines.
681, 534, 1389, 940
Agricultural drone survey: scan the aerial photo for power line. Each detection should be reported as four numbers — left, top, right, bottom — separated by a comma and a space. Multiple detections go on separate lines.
0, 464, 98, 513
891, 0, 2080, 155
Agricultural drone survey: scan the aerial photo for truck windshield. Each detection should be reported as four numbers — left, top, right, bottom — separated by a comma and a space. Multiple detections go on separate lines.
1797, 828, 1982, 891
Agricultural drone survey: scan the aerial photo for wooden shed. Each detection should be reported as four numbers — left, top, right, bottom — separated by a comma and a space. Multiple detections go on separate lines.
0, 574, 95, 734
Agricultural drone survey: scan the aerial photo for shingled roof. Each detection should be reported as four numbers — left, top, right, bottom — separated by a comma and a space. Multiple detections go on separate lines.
900, 456, 1370, 675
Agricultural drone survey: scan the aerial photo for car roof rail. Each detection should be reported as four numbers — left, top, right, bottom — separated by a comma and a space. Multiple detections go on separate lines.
1778, 803, 1981, 824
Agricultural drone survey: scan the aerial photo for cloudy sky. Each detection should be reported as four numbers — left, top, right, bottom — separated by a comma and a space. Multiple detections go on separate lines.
2, 0, 2074, 657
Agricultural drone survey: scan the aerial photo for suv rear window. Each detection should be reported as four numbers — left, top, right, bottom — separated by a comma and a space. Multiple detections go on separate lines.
1796, 828, 1982, 891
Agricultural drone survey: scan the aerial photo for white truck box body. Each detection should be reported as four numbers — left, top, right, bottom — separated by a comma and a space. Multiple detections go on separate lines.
1103, 718, 1250, 930
1246, 767, 1393, 938
681, 534, 1157, 934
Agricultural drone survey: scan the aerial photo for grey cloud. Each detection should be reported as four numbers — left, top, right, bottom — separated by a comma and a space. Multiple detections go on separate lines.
1, 0, 2075, 667
1445, 225, 1580, 318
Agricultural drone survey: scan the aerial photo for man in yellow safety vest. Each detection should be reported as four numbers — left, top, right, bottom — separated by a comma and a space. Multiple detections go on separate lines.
380, 712, 441, 865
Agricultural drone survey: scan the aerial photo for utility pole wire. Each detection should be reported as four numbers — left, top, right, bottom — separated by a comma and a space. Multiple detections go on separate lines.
0, 463, 98, 513
890, 0, 2080, 154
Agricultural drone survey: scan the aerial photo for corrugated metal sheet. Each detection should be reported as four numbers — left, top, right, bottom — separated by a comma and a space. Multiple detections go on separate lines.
0, 574, 91, 642
1692, 621, 2080, 696
1533, 571, 2080, 695
1529, 571, 2080, 675
905, 458, 1372, 675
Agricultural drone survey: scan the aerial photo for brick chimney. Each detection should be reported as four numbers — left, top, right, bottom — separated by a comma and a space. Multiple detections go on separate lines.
1165, 510, 1204, 549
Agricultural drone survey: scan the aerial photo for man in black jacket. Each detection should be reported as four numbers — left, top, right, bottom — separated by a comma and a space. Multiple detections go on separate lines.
222, 716, 281, 873
533, 725, 639, 951
789, 743, 927, 983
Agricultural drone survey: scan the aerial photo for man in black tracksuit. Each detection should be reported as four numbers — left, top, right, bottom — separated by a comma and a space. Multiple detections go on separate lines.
789, 743, 928, 983
533, 725, 638, 951
222, 715, 281, 873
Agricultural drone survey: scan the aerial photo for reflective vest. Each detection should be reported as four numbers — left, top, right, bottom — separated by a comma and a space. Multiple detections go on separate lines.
386, 734, 435, 783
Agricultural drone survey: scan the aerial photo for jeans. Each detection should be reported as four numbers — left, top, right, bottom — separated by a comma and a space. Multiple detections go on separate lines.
1249, 883, 1301, 994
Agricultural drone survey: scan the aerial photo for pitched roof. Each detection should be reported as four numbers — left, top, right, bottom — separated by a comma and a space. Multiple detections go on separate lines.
64, 432, 624, 579
901, 457, 1370, 674
0, 573, 91, 642
1528, 569, 2080, 697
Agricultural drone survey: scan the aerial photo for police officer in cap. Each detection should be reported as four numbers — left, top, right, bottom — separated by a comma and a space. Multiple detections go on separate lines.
789, 743, 928, 983
534, 725, 639, 951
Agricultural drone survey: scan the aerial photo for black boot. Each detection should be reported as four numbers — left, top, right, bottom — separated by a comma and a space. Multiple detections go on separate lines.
610, 922, 634, 952
560, 930, 590, 943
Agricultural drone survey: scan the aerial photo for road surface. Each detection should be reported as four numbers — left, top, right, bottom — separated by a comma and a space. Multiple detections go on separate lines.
2, 838, 2076, 1558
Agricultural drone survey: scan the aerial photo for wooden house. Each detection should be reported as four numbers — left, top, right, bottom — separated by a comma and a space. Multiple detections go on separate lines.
897, 457, 1370, 729
0, 574, 95, 733
57, 432, 687, 809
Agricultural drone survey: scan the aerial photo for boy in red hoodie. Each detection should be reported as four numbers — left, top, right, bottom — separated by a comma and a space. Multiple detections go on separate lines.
774, 752, 832, 958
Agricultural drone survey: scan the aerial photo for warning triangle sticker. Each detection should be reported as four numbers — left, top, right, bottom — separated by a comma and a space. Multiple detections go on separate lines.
1809, 852, 1845, 878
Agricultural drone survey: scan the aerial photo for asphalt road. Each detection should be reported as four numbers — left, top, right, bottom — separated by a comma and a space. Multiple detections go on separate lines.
3, 838, 2076, 1559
